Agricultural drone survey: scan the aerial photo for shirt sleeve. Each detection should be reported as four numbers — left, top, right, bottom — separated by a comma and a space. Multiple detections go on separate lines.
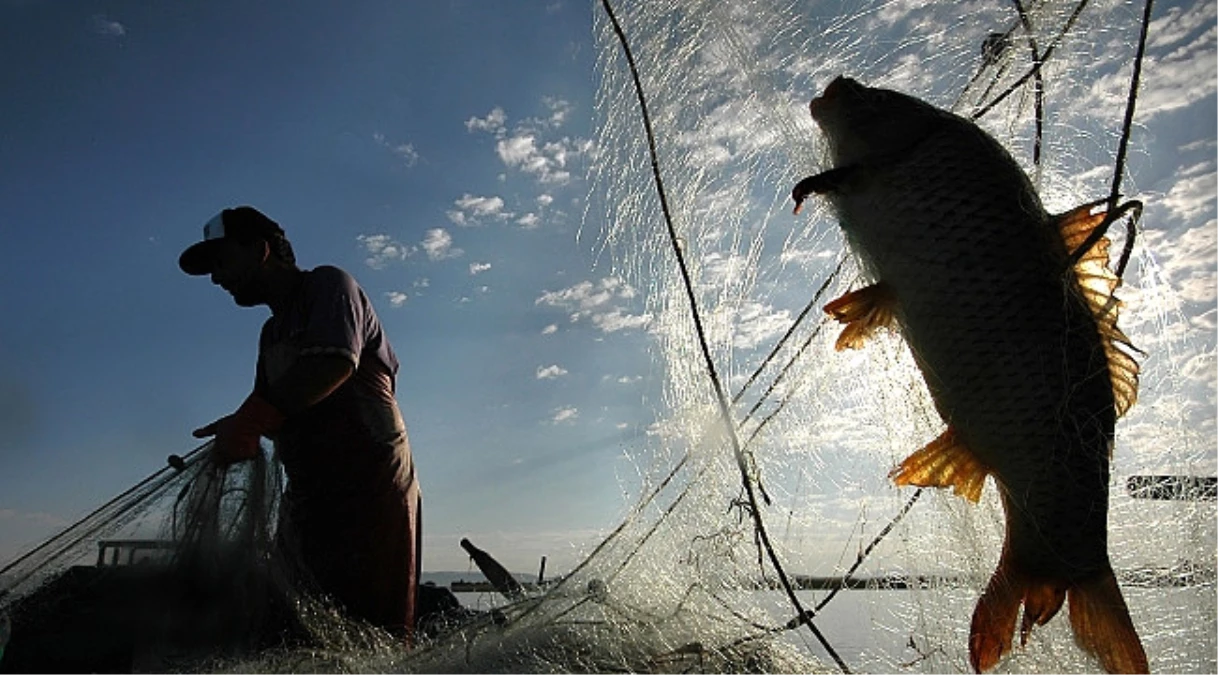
297, 266, 367, 368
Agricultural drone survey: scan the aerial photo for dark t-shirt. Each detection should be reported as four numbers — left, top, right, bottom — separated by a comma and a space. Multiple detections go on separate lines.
255, 265, 414, 492
254, 265, 419, 635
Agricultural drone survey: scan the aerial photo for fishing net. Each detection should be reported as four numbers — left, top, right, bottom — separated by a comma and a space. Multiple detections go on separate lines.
566, 0, 1214, 672
0, 445, 399, 672
2, 0, 1214, 673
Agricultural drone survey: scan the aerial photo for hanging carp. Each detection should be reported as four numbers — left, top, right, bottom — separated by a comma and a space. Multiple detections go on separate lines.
791, 76, 1146, 674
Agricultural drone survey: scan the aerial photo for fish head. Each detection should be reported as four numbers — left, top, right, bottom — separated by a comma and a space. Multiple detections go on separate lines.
809, 76, 947, 167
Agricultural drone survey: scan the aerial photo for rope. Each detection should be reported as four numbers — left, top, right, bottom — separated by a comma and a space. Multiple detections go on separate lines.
972, 0, 1092, 120
1067, 0, 1155, 276
0, 442, 211, 592
1012, 0, 1046, 171
599, 1, 849, 671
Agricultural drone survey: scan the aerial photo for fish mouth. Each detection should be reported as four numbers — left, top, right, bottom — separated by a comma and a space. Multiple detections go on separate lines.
809, 76, 857, 118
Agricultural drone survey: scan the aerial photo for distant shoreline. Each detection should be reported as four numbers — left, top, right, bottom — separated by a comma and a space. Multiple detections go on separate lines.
427, 561, 1216, 594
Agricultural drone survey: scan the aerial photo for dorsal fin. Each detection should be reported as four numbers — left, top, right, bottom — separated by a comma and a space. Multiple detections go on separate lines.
1056, 201, 1141, 419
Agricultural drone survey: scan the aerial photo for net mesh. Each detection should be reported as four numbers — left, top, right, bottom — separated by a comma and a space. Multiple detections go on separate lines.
1, 1, 1213, 673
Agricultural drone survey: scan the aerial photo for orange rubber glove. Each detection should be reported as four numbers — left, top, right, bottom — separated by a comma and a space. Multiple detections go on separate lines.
193, 394, 286, 466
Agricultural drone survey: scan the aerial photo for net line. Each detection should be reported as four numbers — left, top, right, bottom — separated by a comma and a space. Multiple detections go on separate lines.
600, 0, 850, 669
585, 0, 1167, 670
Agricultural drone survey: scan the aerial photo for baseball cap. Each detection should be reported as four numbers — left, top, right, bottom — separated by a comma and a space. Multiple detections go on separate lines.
179, 206, 295, 275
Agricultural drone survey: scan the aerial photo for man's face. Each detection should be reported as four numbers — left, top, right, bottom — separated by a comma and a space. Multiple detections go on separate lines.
209, 238, 267, 307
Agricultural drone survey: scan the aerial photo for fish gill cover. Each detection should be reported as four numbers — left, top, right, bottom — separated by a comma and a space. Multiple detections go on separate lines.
1, 0, 1214, 673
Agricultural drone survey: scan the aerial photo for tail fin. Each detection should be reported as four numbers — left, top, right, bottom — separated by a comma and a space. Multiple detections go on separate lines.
968, 550, 1148, 674
968, 548, 1064, 672
1069, 567, 1149, 674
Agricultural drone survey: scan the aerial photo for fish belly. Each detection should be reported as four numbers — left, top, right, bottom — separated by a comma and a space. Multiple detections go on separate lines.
833, 124, 1116, 581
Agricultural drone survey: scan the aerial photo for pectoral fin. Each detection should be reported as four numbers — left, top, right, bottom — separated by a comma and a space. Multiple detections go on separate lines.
792, 165, 857, 214
824, 282, 898, 350
890, 427, 989, 503
1055, 201, 1141, 419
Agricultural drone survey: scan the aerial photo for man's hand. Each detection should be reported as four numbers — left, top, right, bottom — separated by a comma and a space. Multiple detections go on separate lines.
193, 394, 286, 466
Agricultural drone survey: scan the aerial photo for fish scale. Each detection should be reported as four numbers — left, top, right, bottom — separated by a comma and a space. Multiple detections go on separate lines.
794, 76, 1146, 673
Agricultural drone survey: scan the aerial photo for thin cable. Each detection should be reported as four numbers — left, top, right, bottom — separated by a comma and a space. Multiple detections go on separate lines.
0, 442, 210, 584
1068, 0, 1154, 274
812, 489, 923, 614
507, 453, 691, 626
599, 1, 849, 671
736, 258, 846, 423
972, 0, 1091, 120
1011, 0, 1045, 171
732, 257, 844, 407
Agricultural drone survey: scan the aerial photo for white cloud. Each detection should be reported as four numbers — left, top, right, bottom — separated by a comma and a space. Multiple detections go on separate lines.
541, 324, 558, 335
357, 233, 414, 269
537, 364, 568, 380
551, 407, 579, 424
498, 135, 536, 165
467, 100, 591, 191
92, 14, 125, 36
469, 262, 492, 275
373, 132, 420, 166
496, 134, 585, 185
537, 279, 610, 311
675, 98, 783, 168
539, 97, 573, 128
536, 278, 651, 334
1154, 219, 1213, 269
1179, 138, 1216, 153
592, 308, 653, 333
537, 194, 555, 207
1169, 218, 1218, 265
1081, 24, 1217, 120
1148, 1, 1217, 51
517, 213, 541, 229
413, 278, 430, 289
385, 291, 408, 307
1162, 162, 1217, 223
1166, 224, 1217, 305
780, 247, 835, 267
447, 193, 512, 226
1193, 305, 1218, 328
466, 107, 507, 135
732, 302, 792, 350
421, 228, 463, 260
698, 251, 749, 289
1177, 272, 1216, 305
457, 194, 506, 216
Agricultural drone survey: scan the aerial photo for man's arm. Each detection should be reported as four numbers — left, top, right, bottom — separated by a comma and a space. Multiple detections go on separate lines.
195, 354, 354, 463
262, 353, 355, 416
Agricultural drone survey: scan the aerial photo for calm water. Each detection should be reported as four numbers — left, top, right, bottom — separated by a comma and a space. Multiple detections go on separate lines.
456, 584, 1217, 673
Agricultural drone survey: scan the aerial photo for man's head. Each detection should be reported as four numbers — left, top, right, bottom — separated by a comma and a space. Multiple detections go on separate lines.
179, 206, 297, 307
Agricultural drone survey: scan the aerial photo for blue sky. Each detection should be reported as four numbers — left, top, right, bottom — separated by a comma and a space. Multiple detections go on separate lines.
1, 0, 1214, 578
0, 0, 653, 573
